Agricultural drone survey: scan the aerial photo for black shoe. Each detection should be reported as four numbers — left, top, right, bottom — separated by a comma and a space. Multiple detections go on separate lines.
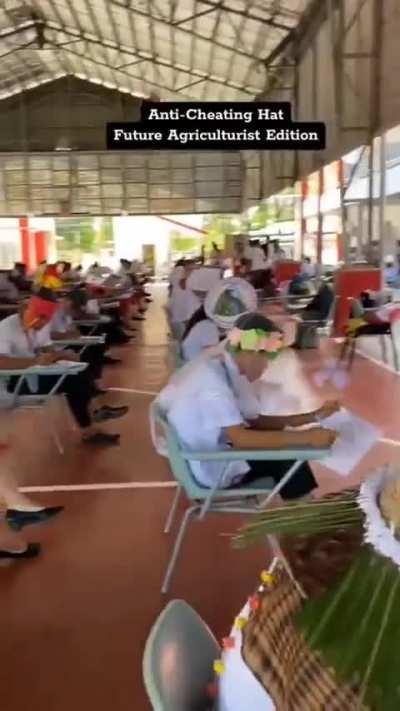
0, 543, 41, 560
93, 405, 129, 423
82, 432, 120, 446
6, 507, 64, 532
103, 355, 122, 365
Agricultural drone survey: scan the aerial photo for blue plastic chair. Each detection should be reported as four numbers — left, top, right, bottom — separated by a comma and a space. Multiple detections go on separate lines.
143, 599, 220, 711
155, 408, 330, 594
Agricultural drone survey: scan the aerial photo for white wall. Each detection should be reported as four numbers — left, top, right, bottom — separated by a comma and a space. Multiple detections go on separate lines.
0, 218, 21, 268
112, 216, 170, 273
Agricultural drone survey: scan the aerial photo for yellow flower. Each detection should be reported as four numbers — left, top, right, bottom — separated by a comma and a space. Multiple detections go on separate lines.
260, 570, 275, 586
213, 660, 225, 676
234, 616, 248, 630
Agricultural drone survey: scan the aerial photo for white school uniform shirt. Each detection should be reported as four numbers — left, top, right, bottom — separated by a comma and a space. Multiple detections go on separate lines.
157, 352, 260, 488
168, 284, 201, 324
169, 265, 185, 289
0, 313, 52, 357
181, 319, 220, 361
49, 307, 73, 334
301, 262, 315, 278
250, 246, 268, 271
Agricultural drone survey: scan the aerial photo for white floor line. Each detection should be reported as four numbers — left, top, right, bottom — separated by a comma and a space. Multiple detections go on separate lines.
107, 387, 158, 396
355, 349, 399, 375
19, 481, 177, 493
380, 437, 400, 447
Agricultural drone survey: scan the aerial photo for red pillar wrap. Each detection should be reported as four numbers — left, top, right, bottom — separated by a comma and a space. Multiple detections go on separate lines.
19, 218, 32, 268
34, 230, 48, 265
274, 261, 301, 284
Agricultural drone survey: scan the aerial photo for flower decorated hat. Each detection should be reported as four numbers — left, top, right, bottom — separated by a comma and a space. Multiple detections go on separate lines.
227, 311, 287, 360
204, 277, 257, 331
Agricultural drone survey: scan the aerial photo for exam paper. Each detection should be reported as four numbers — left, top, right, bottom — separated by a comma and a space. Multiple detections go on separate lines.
33, 360, 81, 369
318, 408, 381, 477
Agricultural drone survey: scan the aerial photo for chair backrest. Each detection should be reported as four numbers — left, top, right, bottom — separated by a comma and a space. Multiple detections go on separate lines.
155, 408, 201, 499
143, 599, 220, 711
324, 294, 339, 331
348, 297, 364, 319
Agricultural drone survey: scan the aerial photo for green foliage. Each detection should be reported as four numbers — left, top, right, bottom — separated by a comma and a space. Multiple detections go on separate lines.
170, 230, 199, 254
55, 217, 114, 260
202, 214, 240, 253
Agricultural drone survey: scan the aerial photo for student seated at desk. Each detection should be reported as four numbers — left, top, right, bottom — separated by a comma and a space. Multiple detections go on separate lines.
70, 287, 133, 345
157, 312, 338, 500
293, 281, 334, 349
383, 257, 400, 286
0, 289, 128, 447
0, 272, 19, 304
10, 262, 32, 292
50, 291, 120, 379
346, 292, 400, 338
168, 261, 201, 340
181, 306, 220, 362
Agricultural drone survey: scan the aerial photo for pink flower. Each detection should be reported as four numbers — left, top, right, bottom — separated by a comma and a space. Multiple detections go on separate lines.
228, 327, 242, 346
263, 336, 283, 353
266, 340, 282, 353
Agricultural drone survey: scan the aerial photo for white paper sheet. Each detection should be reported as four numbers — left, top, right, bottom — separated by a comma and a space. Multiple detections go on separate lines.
317, 408, 381, 477
32, 360, 81, 369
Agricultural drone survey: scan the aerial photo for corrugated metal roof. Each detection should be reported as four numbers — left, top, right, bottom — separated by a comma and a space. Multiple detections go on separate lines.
0, 0, 311, 101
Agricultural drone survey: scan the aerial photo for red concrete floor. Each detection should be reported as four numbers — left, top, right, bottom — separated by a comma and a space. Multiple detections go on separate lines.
1, 286, 400, 710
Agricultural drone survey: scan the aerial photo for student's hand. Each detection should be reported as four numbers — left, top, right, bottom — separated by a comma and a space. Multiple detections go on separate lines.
316, 400, 341, 420
307, 428, 337, 449
35, 352, 57, 366
57, 351, 80, 363
53, 350, 79, 362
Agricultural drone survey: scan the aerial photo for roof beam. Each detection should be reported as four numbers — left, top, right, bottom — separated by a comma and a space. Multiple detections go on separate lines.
45, 21, 258, 94
201, 1, 224, 100
147, 0, 162, 91
46, 38, 178, 97
66, 0, 110, 84
173, 6, 217, 26
33, 0, 81, 76
0, 20, 37, 40
0, 8, 48, 91
120, 0, 146, 83
198, 1, 292, 31
109, 0, 264, 62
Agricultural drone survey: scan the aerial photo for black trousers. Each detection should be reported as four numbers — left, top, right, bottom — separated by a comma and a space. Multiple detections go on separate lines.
8, 372, 95, 428
70, 343, 106, 381
241, 459, 317, 500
